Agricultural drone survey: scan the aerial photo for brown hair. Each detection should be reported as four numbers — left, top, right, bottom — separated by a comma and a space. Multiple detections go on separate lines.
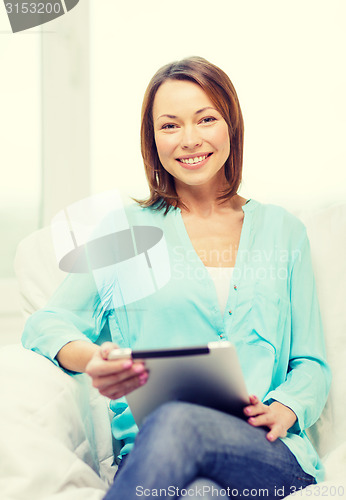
134, 56, 244, 215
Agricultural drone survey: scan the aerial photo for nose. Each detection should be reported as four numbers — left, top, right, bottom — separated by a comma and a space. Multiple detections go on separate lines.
181, 126, 202, 150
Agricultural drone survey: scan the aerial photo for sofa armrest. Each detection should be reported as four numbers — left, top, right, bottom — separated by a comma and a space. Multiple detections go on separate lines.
0, 344, 117, 499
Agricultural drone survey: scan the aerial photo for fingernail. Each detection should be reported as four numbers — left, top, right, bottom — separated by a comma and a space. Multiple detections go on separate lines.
123, 360, 132, 369
139, 373, 148, 385
267, 434, 274, 441
133, 364, 144, 374
244, 408, 251, 415
248, 417, 255, 423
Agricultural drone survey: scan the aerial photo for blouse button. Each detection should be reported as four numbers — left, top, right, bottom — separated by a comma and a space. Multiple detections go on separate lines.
228, 310, 232, 315
233, 284, 237, 290
220, 334, 224, 339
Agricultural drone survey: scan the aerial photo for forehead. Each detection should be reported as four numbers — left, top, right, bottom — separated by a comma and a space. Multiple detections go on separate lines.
152, 80, 214, 118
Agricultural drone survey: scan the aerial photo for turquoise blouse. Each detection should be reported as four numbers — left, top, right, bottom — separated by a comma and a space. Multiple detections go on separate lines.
22, 199, 331, 482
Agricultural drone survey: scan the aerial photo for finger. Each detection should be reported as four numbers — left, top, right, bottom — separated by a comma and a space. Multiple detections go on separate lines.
244, 402, 269, 417
87, 356, 144, 378
249, 394, 259, 404
86, 358, 127, 377
266, 430, 278, 442
102, 371, 149, 399
100, 365, 147, 390
244, 406, 268, 417
99, 342, 119, 360
247, 413, 273, 428
96, 369, 146, 394
266, 424, 286, 442
91, 363, 147, 390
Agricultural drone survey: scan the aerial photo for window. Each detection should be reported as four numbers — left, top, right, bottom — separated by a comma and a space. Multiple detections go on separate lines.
0, 3, 90, 344
0, 18, 41, 279
0, 13, 41, 342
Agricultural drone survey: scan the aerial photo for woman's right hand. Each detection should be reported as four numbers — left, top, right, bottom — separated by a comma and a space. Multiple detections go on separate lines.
85, 342, 149, 400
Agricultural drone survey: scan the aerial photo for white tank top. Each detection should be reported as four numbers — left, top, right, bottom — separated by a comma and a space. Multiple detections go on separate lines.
205, 266, 234, 315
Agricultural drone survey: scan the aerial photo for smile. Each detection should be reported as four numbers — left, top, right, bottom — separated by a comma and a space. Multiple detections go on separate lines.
180, 155, 208, 165
177, 153, 213, 167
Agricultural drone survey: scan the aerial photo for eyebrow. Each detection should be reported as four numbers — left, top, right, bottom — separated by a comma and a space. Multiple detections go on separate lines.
156, 106, 217, 121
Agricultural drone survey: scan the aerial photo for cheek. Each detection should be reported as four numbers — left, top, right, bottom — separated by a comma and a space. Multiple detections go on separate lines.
202, 123, 230, 159
154, 134, 178, 162
211, 124, 230, 154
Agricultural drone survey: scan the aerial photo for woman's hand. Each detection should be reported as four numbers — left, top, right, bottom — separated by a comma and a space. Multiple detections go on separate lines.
85, 342, 149, 400
243, 395, 297, 442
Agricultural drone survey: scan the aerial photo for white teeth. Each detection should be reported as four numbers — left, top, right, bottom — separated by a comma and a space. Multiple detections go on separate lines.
180, 155, 208, 165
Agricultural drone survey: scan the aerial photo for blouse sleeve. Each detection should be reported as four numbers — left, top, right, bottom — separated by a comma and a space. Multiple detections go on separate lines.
263, 227, 332, 432
22, 269, 112, 371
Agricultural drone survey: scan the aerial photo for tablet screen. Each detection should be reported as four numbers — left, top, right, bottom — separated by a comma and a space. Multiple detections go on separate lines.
124, 341, 249, 427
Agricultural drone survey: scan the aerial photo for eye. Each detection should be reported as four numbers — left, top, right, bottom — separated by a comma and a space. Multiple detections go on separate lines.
161, 123, 178, 130
200, 116, 217, 124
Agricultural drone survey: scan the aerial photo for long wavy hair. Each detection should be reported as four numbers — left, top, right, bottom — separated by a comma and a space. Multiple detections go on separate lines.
134, 56, 244, 215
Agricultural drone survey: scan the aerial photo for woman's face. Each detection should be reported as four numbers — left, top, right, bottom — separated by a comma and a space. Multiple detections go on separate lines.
152, 79, 230, 190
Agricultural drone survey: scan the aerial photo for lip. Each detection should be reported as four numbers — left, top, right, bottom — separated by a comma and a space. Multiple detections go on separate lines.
176, 152, 213, 170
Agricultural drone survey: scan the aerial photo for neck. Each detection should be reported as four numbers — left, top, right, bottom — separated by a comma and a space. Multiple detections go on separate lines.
175, 177, 244, 218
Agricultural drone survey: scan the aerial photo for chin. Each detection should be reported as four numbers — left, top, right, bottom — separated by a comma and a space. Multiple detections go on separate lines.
182, 176, 217, 187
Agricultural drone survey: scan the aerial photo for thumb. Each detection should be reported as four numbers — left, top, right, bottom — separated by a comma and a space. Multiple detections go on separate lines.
100, 342, 119, 360
266, 424, 287, 442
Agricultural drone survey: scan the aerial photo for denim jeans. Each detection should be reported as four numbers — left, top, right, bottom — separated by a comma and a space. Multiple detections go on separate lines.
115, 457, 222, 500
104, 402, 316, 499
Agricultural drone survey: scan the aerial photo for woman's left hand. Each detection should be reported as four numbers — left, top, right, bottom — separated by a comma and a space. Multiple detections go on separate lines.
243, 395, 297, 442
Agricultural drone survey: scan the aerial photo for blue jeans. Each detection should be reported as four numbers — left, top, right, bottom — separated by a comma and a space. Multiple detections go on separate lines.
115, 457, 221, 500
104, 402, 316, 499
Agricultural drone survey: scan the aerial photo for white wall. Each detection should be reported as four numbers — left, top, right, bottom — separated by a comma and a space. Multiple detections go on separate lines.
1, 0, 345, 344
90, 0, 346, 211
0, 10, 41, 278
0, 8, 41, 344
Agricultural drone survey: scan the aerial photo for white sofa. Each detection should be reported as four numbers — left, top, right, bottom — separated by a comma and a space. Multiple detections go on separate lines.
0, 201, 346, 499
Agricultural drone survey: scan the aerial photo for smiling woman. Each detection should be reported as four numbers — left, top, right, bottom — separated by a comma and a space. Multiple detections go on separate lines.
137, 56, 244, 214
153, 80, 230, 186
22, 56, 330, 500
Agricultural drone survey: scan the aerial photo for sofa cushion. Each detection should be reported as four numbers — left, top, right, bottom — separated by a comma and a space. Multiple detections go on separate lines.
292, 202, 346, 457
0, 344, 117, 499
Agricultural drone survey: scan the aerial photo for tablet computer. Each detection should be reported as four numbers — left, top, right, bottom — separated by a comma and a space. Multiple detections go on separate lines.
109, 341, 249, 427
